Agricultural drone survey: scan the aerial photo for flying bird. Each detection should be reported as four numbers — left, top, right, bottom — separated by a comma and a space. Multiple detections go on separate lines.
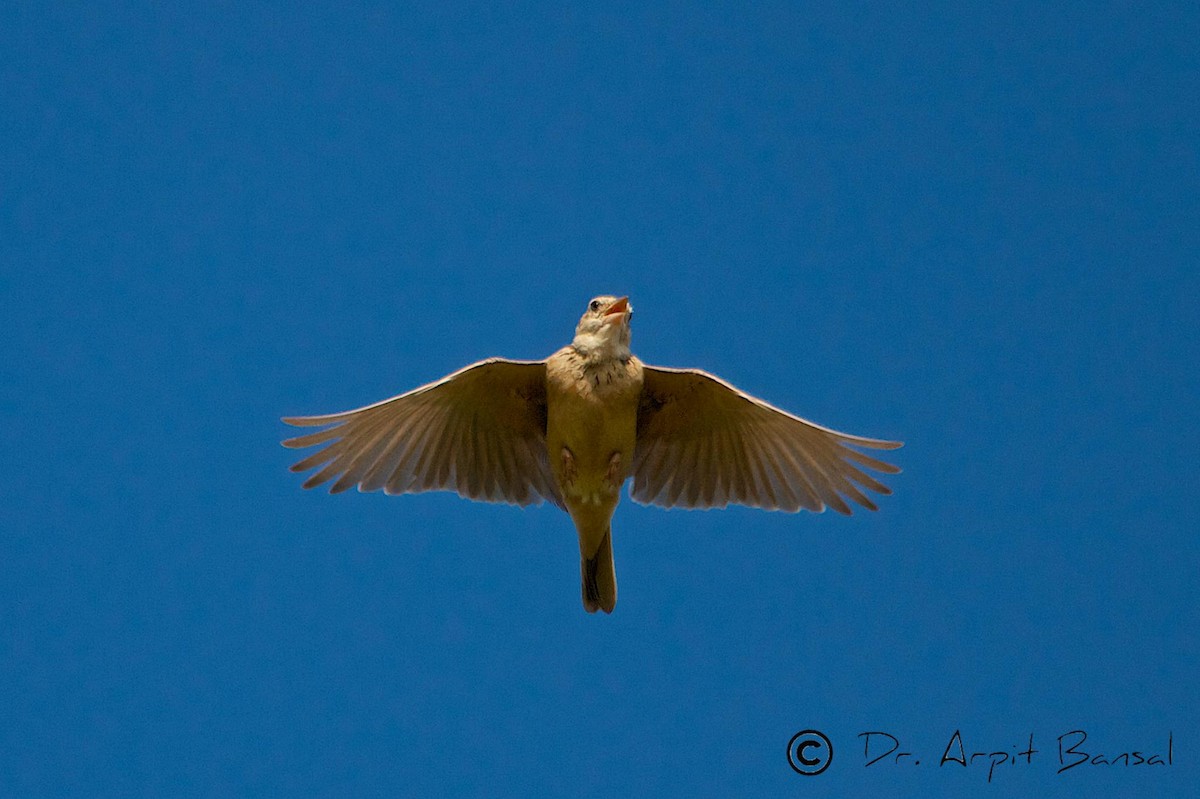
282, 296, 901, 613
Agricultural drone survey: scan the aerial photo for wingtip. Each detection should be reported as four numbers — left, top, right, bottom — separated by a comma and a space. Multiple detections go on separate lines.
301, 474, 329, 490
858, 496, 880, 512
282, 414, 342, 428
858, 437, 903, 450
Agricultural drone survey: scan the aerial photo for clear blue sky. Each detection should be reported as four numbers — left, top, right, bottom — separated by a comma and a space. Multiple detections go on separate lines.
2, 3, 1196, 797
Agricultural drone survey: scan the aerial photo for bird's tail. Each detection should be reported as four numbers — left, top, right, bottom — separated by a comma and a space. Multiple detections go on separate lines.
581, 526, 617, 614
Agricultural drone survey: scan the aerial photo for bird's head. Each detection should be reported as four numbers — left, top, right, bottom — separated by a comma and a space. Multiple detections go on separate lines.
572, 295, 633, 361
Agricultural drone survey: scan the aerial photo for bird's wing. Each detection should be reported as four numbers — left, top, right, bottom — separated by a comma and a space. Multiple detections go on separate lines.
632, 365, 901, 514
282, 358, 564, 509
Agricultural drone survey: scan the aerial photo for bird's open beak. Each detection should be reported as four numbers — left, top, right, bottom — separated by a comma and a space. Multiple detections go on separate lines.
605, 297, 629, 319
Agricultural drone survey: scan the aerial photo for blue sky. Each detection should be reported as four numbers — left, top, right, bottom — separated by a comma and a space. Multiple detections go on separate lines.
2, 2, 1196, 796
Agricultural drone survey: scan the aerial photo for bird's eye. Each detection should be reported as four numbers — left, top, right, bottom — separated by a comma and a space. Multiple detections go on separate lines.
589, 300, 601, 312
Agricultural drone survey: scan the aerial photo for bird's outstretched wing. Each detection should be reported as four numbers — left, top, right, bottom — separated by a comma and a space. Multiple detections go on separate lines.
632, 366, 901, 514
282, 358, 564, 509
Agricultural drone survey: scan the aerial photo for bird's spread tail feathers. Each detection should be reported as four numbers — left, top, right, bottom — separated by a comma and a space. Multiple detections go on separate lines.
581, 527, 617, 614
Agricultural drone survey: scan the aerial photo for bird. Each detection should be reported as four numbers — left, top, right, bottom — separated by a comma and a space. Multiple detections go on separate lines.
282, 295, 901, 614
